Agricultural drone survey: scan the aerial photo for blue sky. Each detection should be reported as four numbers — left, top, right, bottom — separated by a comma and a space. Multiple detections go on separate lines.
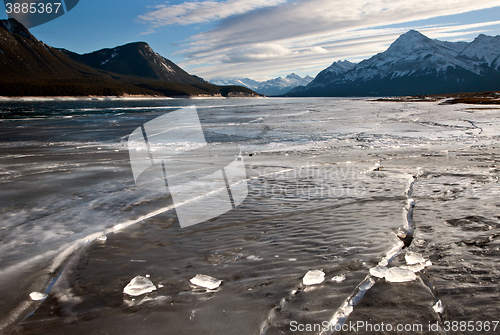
2, 1, 500, 81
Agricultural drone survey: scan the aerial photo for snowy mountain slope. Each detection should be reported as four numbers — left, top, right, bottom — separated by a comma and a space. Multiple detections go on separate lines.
307, 60, 356, 88
210, 73, 313, 95
459, 34, 500, 69
287, 30, 500, 97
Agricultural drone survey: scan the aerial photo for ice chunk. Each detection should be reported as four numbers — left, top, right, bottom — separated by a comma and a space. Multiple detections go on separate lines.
359, 277, 376, 291
190, 274, 222, 290
400, 263, 426, 272
29, 292, 47, 301
385, 267, 417, 282
332, 274, 346, 282
433, 300, 444, 314
247, 255, 263, 261
303, 270, 325, 285
370, 265, 389, 278
97, 235, 107, 242
405, 251, 426, 265
401, 259, 432, 272
407, 198, 416, 207
123, 275, 157, 296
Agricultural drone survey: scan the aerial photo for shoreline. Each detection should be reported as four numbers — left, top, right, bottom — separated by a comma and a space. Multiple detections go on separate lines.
373, 91, 500, 105
0, 95, 265, 101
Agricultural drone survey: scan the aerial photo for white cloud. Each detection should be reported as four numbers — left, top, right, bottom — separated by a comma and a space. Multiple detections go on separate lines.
138, 0, 288, 27
139, 0, 500, 79
223, 44, 294, 63
306, 46, 328, 54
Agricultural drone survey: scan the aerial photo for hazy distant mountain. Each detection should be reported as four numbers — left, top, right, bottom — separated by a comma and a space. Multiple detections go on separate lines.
0, 18, 257, 97
287, 30, 500, 96
211, 73, 313, 96
61, 42, 206, 84
257, 73, 314, 95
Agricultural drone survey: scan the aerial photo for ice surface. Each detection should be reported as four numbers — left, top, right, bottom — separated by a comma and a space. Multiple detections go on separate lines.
29, 292, 47, 301
123, 276, 157, 296
303, 270, 325, 285
385, 267, 417, 282
190, 274, 222, 290
405, 251, 426, 265
3, 98, 500, 333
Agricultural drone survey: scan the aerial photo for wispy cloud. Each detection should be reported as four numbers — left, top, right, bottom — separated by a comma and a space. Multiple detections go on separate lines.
138, 0, 288, 28
139, 0, 500, 80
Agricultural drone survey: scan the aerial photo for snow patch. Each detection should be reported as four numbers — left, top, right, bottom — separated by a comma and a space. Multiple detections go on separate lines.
101, 51, 118, 65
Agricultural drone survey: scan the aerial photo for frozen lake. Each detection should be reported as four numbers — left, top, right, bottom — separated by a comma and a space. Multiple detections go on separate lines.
0, 97, 499, 334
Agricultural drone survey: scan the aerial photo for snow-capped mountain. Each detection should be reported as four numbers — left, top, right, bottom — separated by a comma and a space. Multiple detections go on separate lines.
210, 73, 313, 96
288, 30, 500, 96
306, 60, 356, 88
459, 34, 500, 69
257, 73, 314, 96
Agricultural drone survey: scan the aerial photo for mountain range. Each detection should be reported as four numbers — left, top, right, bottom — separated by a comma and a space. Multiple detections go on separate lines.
2, 18, 499, 98
287, 30, 500, 97
211, 73, 313, 96
0, 18, 257, 97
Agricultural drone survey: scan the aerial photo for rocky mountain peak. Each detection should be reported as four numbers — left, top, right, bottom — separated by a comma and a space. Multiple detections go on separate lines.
0, 18, 37, 42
